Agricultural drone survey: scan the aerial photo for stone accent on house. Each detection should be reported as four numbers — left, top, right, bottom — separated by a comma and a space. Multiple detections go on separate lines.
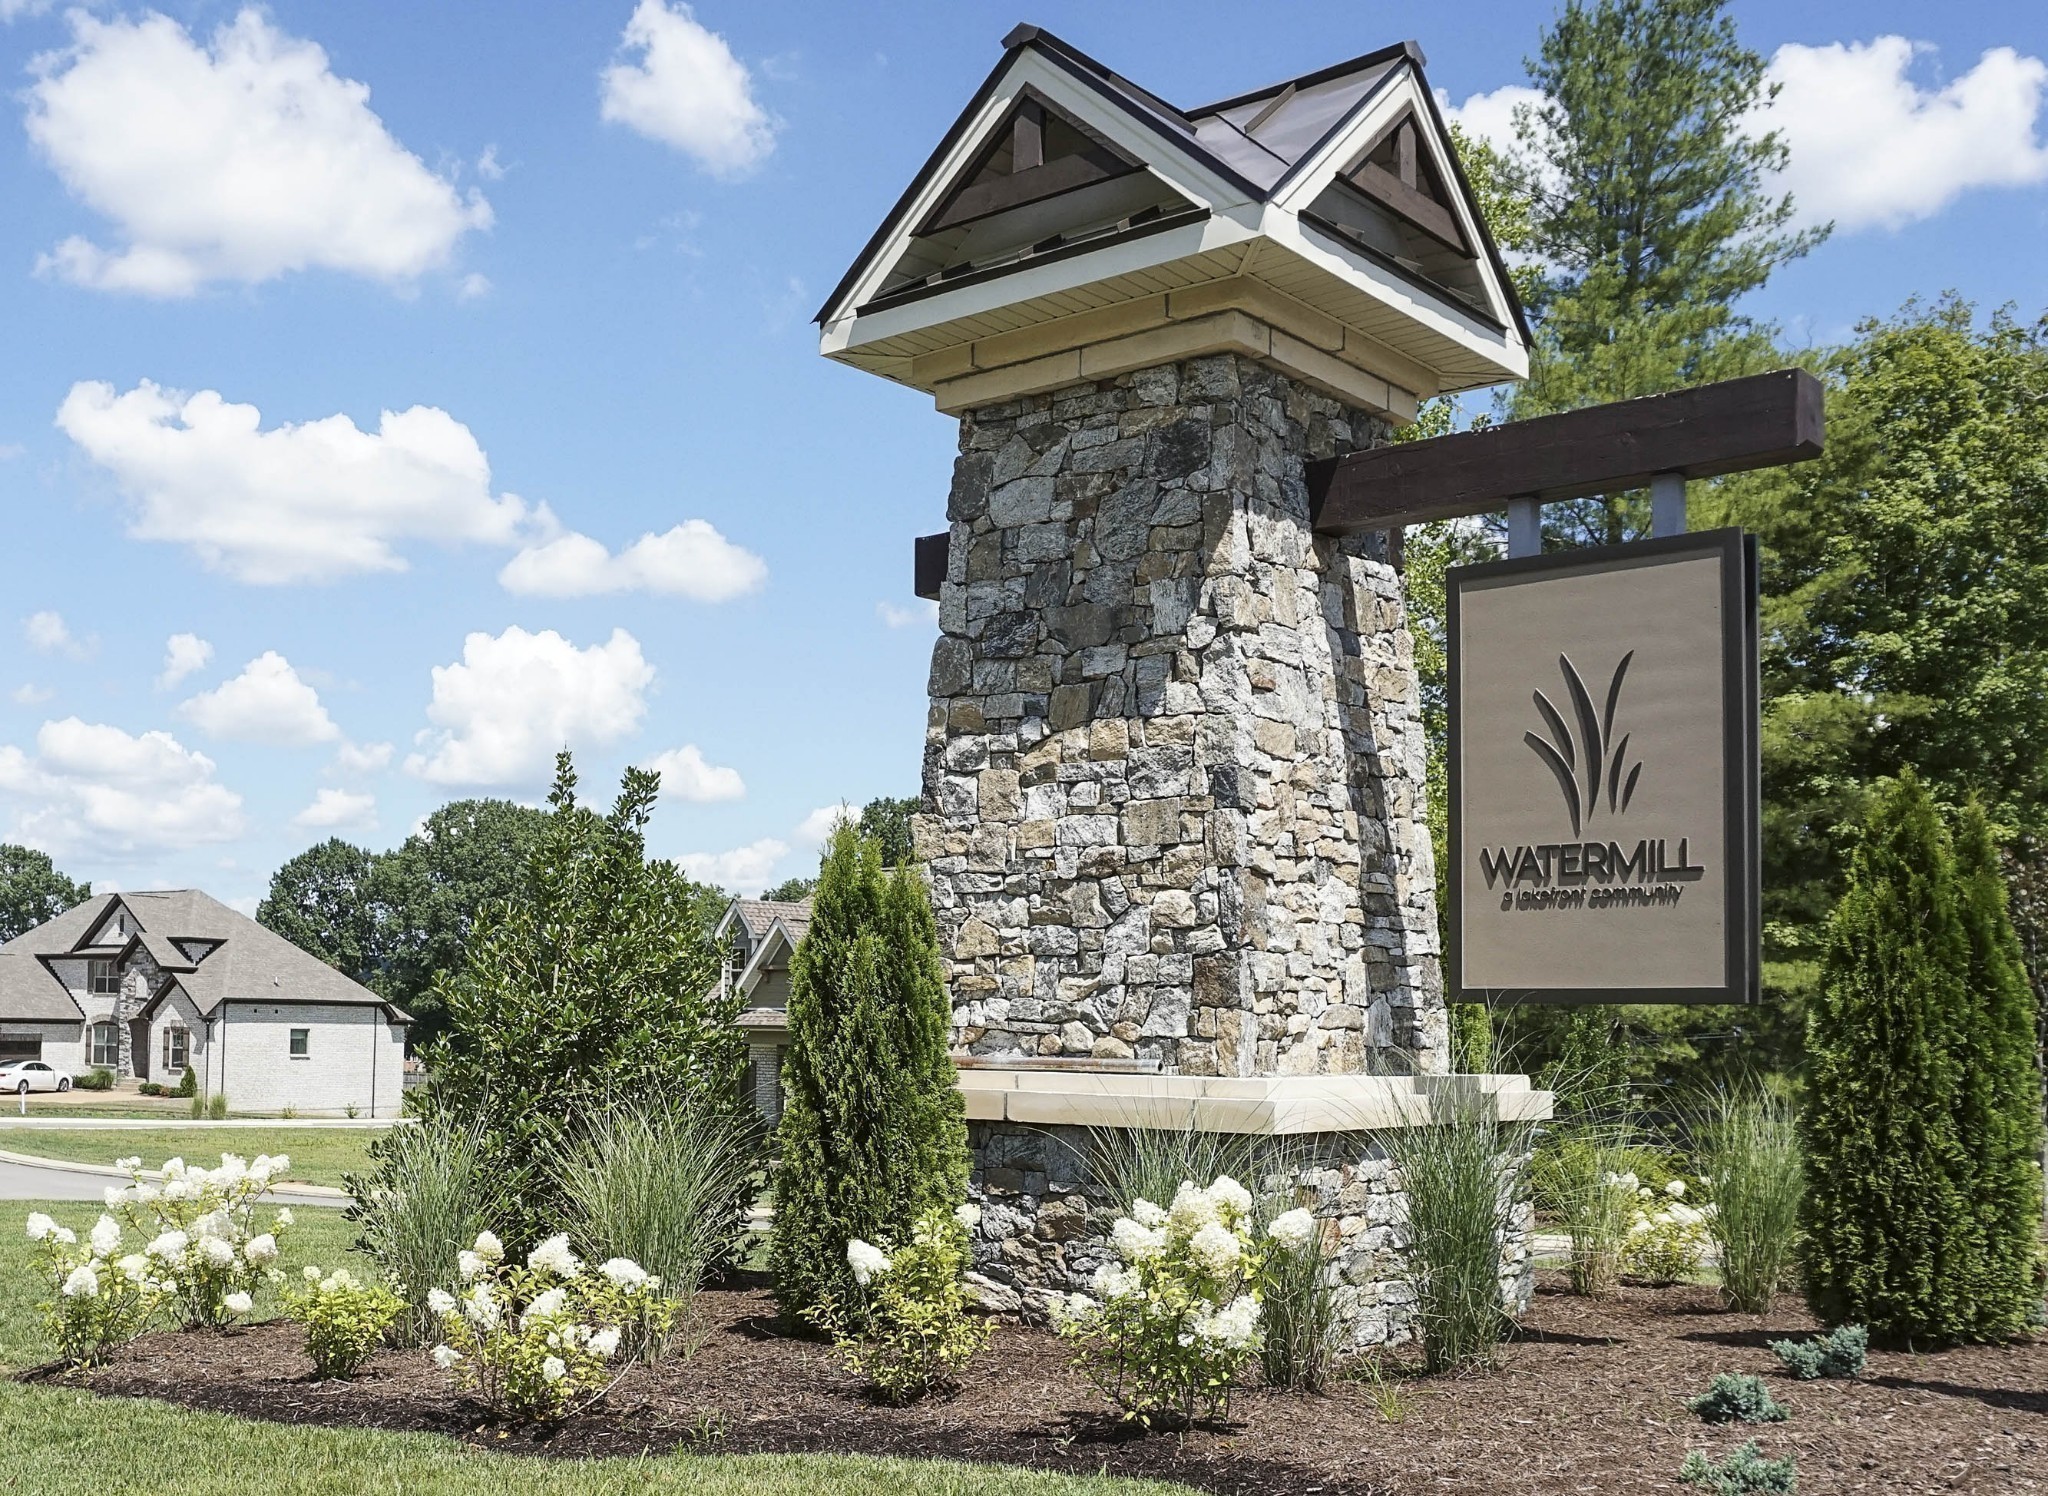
916, 353, 1446, 1077
962, 1119, 1535, 1350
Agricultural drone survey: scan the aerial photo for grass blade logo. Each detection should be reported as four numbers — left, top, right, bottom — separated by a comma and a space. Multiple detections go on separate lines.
1523, 652, 1643, 837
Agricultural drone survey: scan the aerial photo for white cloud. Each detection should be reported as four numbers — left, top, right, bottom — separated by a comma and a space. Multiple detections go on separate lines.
26, 9, 491, 295
0, 717, 244, 858
291, 786, 376, 831
157, 632, 213, 690
641, 744, 745, 802
332, 740, 393, 775
600, 0, 775, 177
178, 652, 340, 746
499, 521, 766, 601
2, 1, 50, 23
57, 380, 536, 585
23, 611, 88, 657
12, 685, 54, 706
1440, 83, 1545, 160
457, 272, 492, 300
794, 803, 851, 844
476, 145, 506, 181
877, 599, 937, 629
1760, 38, 2048, 232
406, 627, 654, 786
677, 836, 788, 894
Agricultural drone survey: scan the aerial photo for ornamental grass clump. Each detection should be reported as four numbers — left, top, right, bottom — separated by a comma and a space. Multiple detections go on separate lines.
283, 1266, 404, 1379
1678, 1440, 1799, 1494
1687, 1372, 1788, 1425
104, 1154, 292, 1329
1688, 1086, 1804, 1314
1532, 1132, 1640, 1297
429, 1230, 673, 1422
1621, 1177, 1714, 1283
25, 1210, 167, 1367
810, 1203, 990, 1403
1056, 1176, 1276, 1428
1257, 1205, 1338, 1392
347, 1114, 504, 1347
1769, 1324, 1866, 1380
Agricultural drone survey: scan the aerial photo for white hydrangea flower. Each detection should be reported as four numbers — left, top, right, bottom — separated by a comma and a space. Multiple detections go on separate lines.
114, 1155, 141, 1172
458, 1250, 487, 1282
244, 1233, 279, 1266
192, 1209, 231, 1240
540, 1355, 567, 1383
599, 1257, 647, 1288
275, 1208, 293, 1227
431, 1343, 463, 1370
1186, 1221, 1243, 1276
103, 1186, 127, 1209
846, 1238, 891, 1286
465, 1284, 502, 1329
1208, 1175, 1253, 1220
471, 1230, 504, 1263
589, 1326, 621, 1359
61, 1264, 99, 1299
427, 1287, 457, 1315
324, 1268, 358, 1292
1665, 1179, 1687, 1199
89, 1215, 122, 1256
25, 1212, 56, 1241
200, 1235, 237, 1268
1168, 1181, 1221, 1234
1129, 1198, 1168, 1229
146, 1230, 189, 1261
1049, 1291, 1095, 1329
954, 1203, 982, 1231
224, 1291, 254, 1315
526, 1234, 581, 1279
524, 1286, 568, 1324
1091, 1263, 1140, 1300
1193, 1293, 1261, 1351
1109, 1216, 1165, 1263
302, 1265, 323, 1283
52, 1225, 77, 1246
1266, 1208, 1317, 1252
117, 1253, 151, 1284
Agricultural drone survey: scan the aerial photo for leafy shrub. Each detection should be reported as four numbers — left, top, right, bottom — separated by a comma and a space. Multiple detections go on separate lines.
105, 1154, 291, 1328
1769, 1324, 1866, 1380
73, 1069, 115, 1092
1687, 1372, 1788, 1424
429, 1230, 671, 1422
1678, 1441, 1798, 1494
207, 1093, 228, 1120
1622, 1177, 1713, 1282
1055, 1176, 1269, 1427
1379, 1091, 1529, 1371
176, 1066, 196, 1098
810, 1203, 989, 1403
283, 1266, 403, 1379
773, 822, 965, 1327
138, 1083, 163, 1097
1689, 1086, 1804, 1314
25, 1210, 167, 1366
1257, 1205, 1338, 1392
555, 1098, 759, 1361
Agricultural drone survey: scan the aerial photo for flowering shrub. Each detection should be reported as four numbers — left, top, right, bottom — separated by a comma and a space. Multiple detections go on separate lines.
1055, 1176, 1272, 1427
429, 1231, 672, 1421
283, 1265, 404, 1379
25, 1211, 167, 1367
810, 1203, 990, 1403
103, 1154, 292, 1329
1621, 1177, 1714, 1282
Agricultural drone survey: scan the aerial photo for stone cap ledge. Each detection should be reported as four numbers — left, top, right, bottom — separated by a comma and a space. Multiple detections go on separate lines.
958, 1069, 1552, 1134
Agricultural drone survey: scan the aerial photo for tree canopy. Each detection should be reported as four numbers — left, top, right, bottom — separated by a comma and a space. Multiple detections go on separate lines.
0, 845, 90, 943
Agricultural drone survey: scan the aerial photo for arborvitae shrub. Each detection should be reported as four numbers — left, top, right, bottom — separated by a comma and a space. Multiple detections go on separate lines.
1801, 773, 1991, 1341
772, 823, 966, 1327
176, 1066, 196, 1098
1687, 1372, 1788, 1424
1769, 1325, 1866, 1380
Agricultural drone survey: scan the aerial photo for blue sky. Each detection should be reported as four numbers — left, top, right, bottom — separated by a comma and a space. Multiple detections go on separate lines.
0, 0, 2043, 908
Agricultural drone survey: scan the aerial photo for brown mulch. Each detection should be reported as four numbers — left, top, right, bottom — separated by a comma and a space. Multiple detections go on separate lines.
42, 1271, 2048, 1495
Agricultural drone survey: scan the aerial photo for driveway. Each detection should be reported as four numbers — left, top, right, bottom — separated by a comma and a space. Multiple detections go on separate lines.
0, 1150, 352, 1207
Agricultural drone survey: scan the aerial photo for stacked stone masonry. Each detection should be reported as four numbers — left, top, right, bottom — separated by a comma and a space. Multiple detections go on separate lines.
917, 353, 1448, 1077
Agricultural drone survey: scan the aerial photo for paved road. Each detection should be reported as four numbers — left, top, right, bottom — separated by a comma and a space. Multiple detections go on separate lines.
0, 1153, 351, 1207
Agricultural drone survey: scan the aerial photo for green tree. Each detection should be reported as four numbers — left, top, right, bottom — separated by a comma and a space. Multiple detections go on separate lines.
772, 823, 966, 1326
758, 877, 817, 904
1801, 773, 1981, 1341
0, 845, 89, 942
256, 839, 380, 985
418, 754, 746, 1246
858, 796, 920, 867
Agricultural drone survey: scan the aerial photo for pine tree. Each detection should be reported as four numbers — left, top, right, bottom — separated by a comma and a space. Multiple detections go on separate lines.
1951, 801, 2047, 1336
772, 823, 966, 1325
1801, 772, 1982, 1340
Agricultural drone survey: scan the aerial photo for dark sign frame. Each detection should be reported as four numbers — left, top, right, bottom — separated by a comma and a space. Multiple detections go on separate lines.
1446, 528, 1761, 1006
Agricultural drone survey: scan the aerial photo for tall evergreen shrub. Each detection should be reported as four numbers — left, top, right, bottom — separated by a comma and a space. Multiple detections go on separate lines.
1802, 772, 2043, 1340
772, 823, 966, 1325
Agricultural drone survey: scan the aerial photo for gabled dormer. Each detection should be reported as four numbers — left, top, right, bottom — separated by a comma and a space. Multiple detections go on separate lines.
817, 25, 1528, 419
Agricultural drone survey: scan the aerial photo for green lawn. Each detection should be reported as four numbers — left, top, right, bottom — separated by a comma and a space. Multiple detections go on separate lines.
0, 1202, 1185, 1495
0, 1127, 378, 1189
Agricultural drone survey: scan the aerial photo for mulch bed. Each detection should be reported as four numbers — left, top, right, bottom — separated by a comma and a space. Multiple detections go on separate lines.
39, 1271, 2048, 1494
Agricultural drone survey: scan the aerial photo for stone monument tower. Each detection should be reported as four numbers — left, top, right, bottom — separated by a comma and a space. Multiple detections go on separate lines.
817, 25, 1548, 1337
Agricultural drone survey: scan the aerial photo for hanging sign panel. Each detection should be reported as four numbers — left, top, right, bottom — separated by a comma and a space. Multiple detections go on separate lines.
1447, 529, 1760, 1004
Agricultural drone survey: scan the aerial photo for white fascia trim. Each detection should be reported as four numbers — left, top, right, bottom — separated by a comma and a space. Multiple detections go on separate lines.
823, 214, 1258, 356
1271, 71, 1521, 338
821, 48, 1258, 332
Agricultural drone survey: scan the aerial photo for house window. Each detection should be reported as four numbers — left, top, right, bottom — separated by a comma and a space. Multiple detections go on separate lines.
289, 1028, 310, 1058
89, 959, 119, 996
161, 1026, 189, 1074
89, 1022, 119, 1069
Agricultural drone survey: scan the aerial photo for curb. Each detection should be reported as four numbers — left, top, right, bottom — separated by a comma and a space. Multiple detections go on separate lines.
0, 1148, 353, 1205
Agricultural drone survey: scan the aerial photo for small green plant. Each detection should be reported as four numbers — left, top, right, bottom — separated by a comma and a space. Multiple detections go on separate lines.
1769, 1324, 1866, 1380
1351, 1356, 1406, 1423
187, 1091, 205, 1119
176, 1066, 197, 1098
1257, 1205, 1338, 1392
1687, 1372, 1788, 1424
809, 1203, 990, 1404
283, 1266, 403, 1379
138, 1082, 163, 1097
281, 1105, 299, 1120
1679, 1441, 1798, 1494
74, 1069, 115, 1092
206, 1093, 229, 1120
345, 1103, 360, 1120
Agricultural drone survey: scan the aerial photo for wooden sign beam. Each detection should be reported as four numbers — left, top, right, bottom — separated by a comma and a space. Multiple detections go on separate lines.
1304, 368, 1825, 536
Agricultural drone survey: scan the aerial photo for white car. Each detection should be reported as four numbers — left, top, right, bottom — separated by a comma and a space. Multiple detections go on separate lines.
0, 1060, 70, 1094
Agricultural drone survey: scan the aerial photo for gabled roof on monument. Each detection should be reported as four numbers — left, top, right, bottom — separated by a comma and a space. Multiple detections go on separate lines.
817, 25, 1529, 418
